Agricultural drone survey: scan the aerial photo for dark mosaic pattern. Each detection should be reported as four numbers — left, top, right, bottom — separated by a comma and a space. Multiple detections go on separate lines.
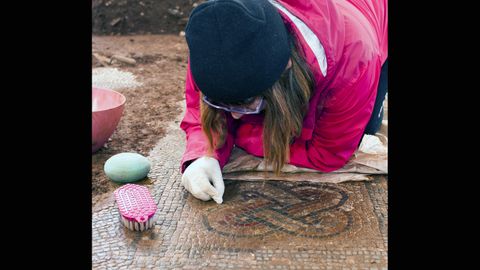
203, 182, 352, 239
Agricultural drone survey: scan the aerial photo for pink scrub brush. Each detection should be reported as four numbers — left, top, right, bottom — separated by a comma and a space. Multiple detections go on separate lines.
114, 184, 157, 231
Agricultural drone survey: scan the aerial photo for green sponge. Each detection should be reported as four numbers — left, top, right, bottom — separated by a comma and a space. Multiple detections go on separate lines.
104, 152, 151, 183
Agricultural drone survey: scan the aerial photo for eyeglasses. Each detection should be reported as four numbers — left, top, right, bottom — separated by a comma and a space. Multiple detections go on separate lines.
202, 95, 265, 114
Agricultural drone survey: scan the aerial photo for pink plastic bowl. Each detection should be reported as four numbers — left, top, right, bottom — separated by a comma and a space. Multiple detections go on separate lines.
92, 87, 126, 153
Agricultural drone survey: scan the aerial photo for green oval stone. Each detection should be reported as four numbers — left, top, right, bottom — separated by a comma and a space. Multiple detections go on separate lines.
104, 152, 151, 183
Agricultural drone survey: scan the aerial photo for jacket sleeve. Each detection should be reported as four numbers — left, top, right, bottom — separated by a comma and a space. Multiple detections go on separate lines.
288, 62, 380, 172
179, 61, 236, 173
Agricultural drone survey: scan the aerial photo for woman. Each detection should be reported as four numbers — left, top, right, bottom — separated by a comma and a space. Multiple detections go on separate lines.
180, 0, 388, 204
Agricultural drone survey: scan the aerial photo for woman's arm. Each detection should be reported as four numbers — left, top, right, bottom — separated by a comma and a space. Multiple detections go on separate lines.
179, 60, 236, 173
288, 61, 380, 172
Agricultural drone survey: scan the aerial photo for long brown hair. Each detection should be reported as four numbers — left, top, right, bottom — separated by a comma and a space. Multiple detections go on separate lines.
200, 29, 315, 175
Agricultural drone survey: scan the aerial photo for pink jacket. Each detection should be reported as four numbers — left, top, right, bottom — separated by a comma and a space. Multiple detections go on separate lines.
180, 0, 388, 173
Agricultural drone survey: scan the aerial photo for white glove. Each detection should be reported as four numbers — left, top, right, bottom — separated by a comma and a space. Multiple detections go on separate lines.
181, 156, 225, 204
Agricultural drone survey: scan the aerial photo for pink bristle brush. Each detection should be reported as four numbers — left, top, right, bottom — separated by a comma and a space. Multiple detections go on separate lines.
114, 184, 157, 231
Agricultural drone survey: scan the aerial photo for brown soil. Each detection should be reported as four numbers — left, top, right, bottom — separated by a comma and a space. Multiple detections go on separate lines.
92, 35, 188, 198
92, 0, 206, 35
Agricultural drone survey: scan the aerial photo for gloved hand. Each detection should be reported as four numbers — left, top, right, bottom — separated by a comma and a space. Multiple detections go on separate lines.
181, 156, 225, 204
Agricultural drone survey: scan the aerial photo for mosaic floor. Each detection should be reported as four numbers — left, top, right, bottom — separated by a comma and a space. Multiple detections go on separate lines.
92, 111, 388, 270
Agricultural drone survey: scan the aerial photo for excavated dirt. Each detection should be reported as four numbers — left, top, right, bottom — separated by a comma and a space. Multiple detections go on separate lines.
92, 35, 188, 197
92, 0, 206, 35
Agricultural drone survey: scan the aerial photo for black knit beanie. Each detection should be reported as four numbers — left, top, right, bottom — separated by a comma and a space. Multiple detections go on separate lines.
185, 0, 291, 103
